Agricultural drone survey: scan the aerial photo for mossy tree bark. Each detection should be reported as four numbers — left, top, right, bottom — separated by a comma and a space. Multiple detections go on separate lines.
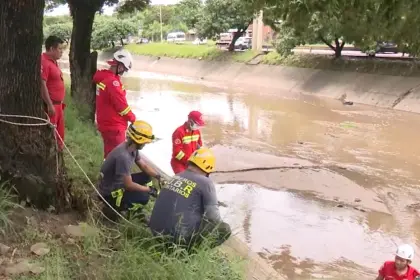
0, 0, 71, 211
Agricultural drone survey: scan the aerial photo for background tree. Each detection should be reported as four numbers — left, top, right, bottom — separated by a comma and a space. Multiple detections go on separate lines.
46, 0, 150, 122
0, 0, 71, 210
44, 22, 73, 42
174, 0, 203, 30
196, 0, 258, 51
92, 17, 138, 49
264, 0, 405, 58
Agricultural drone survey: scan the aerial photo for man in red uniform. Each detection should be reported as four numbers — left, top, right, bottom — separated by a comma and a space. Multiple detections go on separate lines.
40, 35, 66, 150
376, 244, 420, 280
93, 49, 136, 159
170, 111, 205, 174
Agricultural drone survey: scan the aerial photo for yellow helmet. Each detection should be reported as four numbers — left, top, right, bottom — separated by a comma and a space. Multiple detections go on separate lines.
188, 147, 215, 173
127, 120, 155, 144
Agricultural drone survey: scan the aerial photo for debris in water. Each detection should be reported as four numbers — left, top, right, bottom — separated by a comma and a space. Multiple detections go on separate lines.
218, 201, 228, 208
30, 243, 50, 256
343, 101, 354, 105
337, 204, 344, 208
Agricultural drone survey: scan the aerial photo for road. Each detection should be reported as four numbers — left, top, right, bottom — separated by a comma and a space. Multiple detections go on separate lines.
292, 47, 410, 58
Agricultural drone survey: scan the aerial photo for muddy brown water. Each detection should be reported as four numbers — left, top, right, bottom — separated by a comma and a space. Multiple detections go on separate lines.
98, 71, 420, 279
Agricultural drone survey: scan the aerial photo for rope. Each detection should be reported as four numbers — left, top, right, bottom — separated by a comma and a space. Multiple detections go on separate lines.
1, 114, 418, 260
212, 165, 322, 174
0, 113, 139, 228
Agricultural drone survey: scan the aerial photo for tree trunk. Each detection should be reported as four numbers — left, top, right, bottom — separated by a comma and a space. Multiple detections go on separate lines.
228, 28, 246, 52
68, 1, 101, 122
120, 38, 124, 46
319, 36, 345, 58
0, 0, 71, 211
334, 38, 345, 58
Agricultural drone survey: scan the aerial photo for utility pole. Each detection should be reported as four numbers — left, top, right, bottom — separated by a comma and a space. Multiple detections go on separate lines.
252, 10, 264, 51
160, 5, 163, 42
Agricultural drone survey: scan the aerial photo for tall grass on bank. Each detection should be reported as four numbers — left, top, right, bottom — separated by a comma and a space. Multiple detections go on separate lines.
125, 42, 222, 59
0, 180, 18, 231
124, 42, 420, 77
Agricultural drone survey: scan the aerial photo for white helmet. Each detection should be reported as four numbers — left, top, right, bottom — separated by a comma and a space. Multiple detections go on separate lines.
113, 49, 133, 70
396, 244, 415, 261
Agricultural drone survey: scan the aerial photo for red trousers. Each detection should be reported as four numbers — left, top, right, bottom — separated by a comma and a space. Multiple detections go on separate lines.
48, 103, 65, 151
100, 129, 126, 159
171, 159, 187, 174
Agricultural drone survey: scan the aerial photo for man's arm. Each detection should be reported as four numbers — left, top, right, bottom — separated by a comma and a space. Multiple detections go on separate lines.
202, 180, 222, 223
197, 131, 203, 148
135, 157, 159, 179
40, 64, 55, 115
116, 157, 149, 192
375, 262, 385, 280
108, 80, 136, 123
172, 130, 188, 164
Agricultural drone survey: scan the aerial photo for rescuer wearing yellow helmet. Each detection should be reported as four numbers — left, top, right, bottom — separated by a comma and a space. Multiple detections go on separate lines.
97, 120, 165, 221
149, 147, 231, 250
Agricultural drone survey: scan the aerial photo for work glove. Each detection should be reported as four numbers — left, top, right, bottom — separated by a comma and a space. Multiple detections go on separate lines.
149, 187, 159, 198
156, 174, 167, 189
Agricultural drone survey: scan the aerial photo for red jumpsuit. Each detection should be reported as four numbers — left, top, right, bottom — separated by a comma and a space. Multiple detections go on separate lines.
93, 69, 136, 158
41, 53, 66, 150
171, 122, 202, 174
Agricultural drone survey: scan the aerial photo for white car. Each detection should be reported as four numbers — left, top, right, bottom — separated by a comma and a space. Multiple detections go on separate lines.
192, 38, 208, 45
167, 32, 186, 43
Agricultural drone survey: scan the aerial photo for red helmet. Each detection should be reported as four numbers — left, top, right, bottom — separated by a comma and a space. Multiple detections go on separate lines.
188, 111, 205, 126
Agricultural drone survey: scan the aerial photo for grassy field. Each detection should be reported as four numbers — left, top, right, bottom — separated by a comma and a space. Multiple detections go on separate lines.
0, 87, 244, 279
124, 42, 420, 77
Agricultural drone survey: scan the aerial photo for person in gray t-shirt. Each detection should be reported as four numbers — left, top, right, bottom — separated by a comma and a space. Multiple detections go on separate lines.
149, 147, 231, 250
98, 120, 165, 221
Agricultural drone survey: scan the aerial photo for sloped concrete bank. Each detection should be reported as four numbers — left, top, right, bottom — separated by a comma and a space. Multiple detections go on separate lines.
93, 52, 420, 113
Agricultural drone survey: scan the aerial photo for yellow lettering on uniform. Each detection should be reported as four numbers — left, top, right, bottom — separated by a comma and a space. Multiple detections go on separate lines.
183, 185, 194, 196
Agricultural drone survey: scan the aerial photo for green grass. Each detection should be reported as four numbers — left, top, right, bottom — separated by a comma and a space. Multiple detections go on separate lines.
261, 52, 420, 76
0, 85, 244, 280
124, 42, 260, 63
123, 42, 420, 77
0, 181, 19, 232
125, 42, 222, 59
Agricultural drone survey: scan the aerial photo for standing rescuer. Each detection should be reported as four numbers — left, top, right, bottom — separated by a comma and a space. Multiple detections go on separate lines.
40, 35, 66, 150
97, 120, 164, 221
376, 244, 420, 280
171, 111, 205, 174
150, 147, 231, 251
93, 49, 136, 159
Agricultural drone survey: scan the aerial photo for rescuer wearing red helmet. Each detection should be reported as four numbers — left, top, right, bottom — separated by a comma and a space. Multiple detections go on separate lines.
170, 111, 205, 174
93, 49, 136, 159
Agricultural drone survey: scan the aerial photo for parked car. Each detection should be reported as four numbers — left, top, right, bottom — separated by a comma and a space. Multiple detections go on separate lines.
136, 38, 149, 44
234, 37, 252, 50
167, 32, 186, 43
192, 38, 208, 45
366, 41, 398, 56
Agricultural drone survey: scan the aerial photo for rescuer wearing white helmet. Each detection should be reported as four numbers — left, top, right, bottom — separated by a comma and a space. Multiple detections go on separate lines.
93, 49, 137, 159
376, 244, 420, 280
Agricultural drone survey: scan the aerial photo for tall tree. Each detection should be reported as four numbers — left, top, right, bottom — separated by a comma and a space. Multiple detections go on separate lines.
92, 17, 138, 49
0, 0, 71, 210
46, 0, 149, 122
175, 0, 203, 30
196, 0, 258, 51
264, 0, 403, 58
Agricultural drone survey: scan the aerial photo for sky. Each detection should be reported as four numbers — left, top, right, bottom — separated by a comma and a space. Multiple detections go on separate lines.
45, 0, 180, 16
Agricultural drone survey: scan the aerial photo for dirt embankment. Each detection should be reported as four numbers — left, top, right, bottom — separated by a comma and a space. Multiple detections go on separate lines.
83, 52, 420, 114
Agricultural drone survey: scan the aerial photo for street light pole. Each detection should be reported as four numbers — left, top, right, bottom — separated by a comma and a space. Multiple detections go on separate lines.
160, 5, 163, 42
